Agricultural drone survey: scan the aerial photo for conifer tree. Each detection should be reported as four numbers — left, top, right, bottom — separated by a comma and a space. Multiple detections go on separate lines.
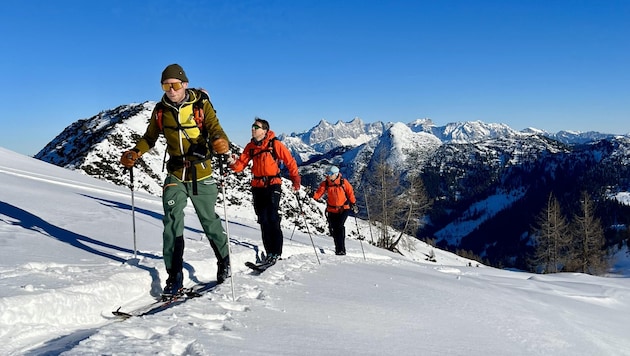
364, 154, 400, 250
391, 172, 432, 252
363, 152, 432, 252
569, 191, 608, 274
532, 192, 572, 273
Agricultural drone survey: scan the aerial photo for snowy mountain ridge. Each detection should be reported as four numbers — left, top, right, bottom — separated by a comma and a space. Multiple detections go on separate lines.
34, 102, 630, 270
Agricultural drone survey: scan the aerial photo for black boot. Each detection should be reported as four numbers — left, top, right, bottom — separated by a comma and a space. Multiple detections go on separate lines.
162, 269, 183, 297
217, 255, 231, 284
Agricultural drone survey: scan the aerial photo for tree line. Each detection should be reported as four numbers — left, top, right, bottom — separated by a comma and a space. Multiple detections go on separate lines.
530, 191, 609, 274
359, 157, 612, 276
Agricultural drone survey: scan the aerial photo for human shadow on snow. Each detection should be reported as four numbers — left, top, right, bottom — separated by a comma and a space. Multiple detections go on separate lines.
81, 193, 258, 234
1, 199, 266, 355
82, 193, 263, 259
0, 200, 164, 296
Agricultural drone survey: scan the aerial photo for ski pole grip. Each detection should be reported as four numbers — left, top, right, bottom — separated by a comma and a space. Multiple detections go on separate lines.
218, 153, 226, 177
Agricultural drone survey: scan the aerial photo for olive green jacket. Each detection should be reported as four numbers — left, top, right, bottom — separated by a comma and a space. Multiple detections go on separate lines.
134, 88, 229, 182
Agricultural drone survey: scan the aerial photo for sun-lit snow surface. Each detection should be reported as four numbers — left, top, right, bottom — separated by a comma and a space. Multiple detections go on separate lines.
2, 146, 630, 355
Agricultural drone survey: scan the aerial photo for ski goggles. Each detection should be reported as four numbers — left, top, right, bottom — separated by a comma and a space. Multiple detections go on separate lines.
161, 82, 185, 91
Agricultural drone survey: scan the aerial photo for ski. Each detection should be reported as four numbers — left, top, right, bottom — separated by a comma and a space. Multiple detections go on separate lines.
245, 260, 276, 274
112, 281, 219, 319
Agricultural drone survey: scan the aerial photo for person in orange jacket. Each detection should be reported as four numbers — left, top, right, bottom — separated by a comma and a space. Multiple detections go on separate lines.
228, 118, 300, 263
312, 165, 357, 255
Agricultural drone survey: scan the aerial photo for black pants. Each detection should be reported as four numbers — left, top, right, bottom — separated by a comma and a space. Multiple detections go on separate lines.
327, 209, 349, 254
252, 184, 283, 256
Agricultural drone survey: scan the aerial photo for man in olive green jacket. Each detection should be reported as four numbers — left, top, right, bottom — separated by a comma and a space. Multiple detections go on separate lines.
121, 63, 231, 297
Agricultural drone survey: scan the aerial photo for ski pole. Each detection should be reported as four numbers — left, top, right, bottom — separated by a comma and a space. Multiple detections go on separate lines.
353, 214, 366, 261
127, 166, 137, 259
295, 191, 321, 265
218, 154, 235, 301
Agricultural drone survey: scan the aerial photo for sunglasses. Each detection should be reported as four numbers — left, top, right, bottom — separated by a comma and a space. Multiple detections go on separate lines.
161, 82, 184, 91
252, 124, 263, 130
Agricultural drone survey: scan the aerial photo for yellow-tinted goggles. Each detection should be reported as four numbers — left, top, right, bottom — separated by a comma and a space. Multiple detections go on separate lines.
161, 82, 184, 91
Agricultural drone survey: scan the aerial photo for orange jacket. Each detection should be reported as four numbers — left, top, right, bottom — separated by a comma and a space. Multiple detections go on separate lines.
231, 130, 300, 188
313, 174, 356, 213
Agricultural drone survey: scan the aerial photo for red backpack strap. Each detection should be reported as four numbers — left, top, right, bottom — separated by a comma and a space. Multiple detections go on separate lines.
193, 105, 204, 131
193, 89, 210, 136
157, 108, 163, 132
155, 95, 205, 135
154, 102, 165, 132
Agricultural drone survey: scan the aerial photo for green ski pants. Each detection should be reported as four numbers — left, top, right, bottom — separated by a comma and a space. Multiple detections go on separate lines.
161, 175, 229, 270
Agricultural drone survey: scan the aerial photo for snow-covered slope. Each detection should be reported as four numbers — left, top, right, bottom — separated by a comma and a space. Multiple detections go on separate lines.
4, 147, 630, 355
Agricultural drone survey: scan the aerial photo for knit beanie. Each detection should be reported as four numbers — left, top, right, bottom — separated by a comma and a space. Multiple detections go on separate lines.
161, 64, 189, 83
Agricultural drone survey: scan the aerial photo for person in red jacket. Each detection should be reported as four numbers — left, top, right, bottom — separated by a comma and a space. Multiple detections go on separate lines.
228, 118, 300, 263
312, 165, 357, 255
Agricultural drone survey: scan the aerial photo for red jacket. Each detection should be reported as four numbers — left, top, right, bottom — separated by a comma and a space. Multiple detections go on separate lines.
231, 130, 300, 188
313, 174, 356, 213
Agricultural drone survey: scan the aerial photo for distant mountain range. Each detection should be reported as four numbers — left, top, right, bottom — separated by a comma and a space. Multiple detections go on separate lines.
35, 101, 630, 270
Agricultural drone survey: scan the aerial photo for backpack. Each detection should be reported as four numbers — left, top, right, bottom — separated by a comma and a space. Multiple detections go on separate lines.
326, 176, 344, 187
155, 91, 215, 193
325, 176, 350, 210
248, 137, 282, 186
249, 137, 278, 161
155, 91, 209, 140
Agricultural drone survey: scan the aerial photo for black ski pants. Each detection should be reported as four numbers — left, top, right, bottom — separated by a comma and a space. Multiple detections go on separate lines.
327, 209, 349, 254
252, 184, 284, 256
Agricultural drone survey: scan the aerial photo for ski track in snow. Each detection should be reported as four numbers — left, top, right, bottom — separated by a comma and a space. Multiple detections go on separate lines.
45, 250, 323, 355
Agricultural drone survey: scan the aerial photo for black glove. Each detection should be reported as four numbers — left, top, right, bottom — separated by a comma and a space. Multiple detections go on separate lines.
350, 203, 358, 213
188, 142, 208, 159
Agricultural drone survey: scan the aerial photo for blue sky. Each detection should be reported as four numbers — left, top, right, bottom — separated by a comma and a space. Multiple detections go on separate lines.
2, 0, 629, 156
